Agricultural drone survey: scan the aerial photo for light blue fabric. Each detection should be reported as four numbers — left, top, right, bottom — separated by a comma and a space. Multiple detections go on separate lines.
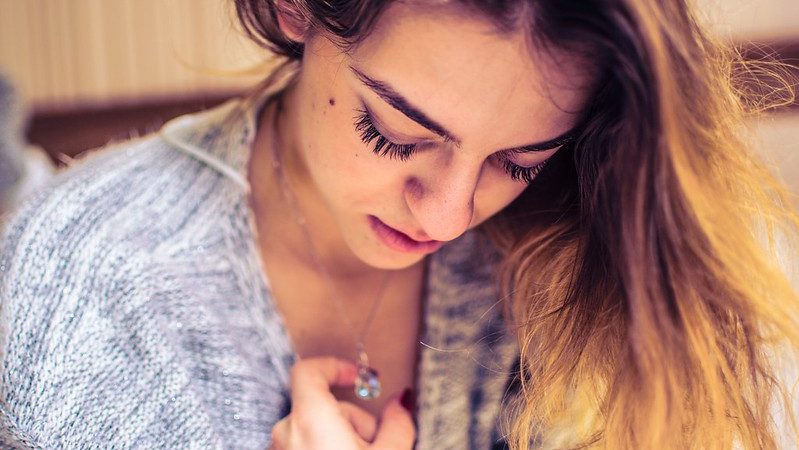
0, 90, 518, 449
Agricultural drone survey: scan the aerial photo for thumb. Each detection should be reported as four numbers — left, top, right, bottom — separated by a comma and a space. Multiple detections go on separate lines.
371, 389, 416, 449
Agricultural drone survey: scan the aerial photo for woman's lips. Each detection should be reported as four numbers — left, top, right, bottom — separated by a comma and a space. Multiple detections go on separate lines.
368, 215, 443, 254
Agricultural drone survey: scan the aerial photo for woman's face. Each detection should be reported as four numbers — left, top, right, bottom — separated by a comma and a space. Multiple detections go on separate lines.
283, 3, 591, 270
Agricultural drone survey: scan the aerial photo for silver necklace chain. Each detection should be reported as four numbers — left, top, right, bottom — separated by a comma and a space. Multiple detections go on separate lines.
266, 99, 389, 398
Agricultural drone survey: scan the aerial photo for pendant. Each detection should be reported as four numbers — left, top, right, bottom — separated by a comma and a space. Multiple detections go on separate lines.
354, 345, 381, 399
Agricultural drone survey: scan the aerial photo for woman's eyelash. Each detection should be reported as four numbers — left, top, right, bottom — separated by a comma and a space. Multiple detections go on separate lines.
353, 108, 550, 183
354, 108, 417, 161
500, 157, 549, 184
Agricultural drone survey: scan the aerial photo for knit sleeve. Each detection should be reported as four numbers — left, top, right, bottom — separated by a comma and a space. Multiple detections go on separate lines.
0, 192, 224, 448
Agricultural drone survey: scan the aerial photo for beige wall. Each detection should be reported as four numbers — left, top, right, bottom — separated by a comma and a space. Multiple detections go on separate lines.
753, 113, 799, 196
0, 0, 266, 111
1, 0, 796, 111
695, 0, 799, 197
697, 0, 799, 41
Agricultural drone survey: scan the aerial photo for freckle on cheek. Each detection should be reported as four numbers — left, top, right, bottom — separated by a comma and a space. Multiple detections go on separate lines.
329, 98, 336, 106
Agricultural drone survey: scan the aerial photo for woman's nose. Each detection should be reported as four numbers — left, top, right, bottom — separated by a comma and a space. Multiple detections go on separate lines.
404, 161, 481, 242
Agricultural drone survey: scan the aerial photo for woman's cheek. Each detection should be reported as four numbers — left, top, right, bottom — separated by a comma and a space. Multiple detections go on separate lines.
472, 170, 528, 224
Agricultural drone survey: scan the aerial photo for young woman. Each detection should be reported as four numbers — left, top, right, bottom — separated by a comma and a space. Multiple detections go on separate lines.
1, 0, 797, 449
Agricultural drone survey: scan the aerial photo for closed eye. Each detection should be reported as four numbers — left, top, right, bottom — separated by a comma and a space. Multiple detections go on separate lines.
354, 107, 418, 161
354, 106, 557, 184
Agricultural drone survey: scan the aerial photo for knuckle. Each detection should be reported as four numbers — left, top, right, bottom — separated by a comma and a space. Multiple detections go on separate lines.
290, 360, 307, 376
290, 409, 316, 429
270, 422, 284, 447
289, 360, 309, 383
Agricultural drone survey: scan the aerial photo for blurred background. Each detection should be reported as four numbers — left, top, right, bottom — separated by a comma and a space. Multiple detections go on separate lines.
0, 0, 796, 195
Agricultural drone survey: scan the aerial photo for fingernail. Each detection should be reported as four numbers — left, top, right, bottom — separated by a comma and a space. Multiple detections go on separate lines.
400, 388, 415, 413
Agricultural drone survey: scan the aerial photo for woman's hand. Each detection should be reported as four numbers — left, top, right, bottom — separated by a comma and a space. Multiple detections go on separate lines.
270, 357, 416, 450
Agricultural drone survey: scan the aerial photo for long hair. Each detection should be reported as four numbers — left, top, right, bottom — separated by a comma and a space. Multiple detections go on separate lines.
234, 0, 799, 448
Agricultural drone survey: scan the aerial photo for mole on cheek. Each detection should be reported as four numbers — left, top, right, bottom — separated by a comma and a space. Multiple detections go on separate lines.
328, 98, 336, 106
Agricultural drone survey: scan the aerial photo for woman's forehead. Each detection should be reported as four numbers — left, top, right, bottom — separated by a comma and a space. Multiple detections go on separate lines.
346, 2, 593, 149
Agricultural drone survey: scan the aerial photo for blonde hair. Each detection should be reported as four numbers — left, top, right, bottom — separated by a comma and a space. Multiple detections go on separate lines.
488, 2, 799, 448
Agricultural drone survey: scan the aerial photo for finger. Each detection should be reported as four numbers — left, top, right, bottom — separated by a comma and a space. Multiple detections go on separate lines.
270, 417, 289, 450
338, 401, 378, 442
290, 357, 358, 411
372, 394, 416, 449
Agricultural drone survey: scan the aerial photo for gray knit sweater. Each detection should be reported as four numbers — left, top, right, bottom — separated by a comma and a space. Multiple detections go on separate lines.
0, 91, 518, 449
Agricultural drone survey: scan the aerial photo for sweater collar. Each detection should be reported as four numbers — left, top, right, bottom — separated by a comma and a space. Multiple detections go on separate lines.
157, 76, 292, 193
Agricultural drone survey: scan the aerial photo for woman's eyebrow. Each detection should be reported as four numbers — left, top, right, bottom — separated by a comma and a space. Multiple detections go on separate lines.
350, 65, 577, 152
350, 65, 458, 142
